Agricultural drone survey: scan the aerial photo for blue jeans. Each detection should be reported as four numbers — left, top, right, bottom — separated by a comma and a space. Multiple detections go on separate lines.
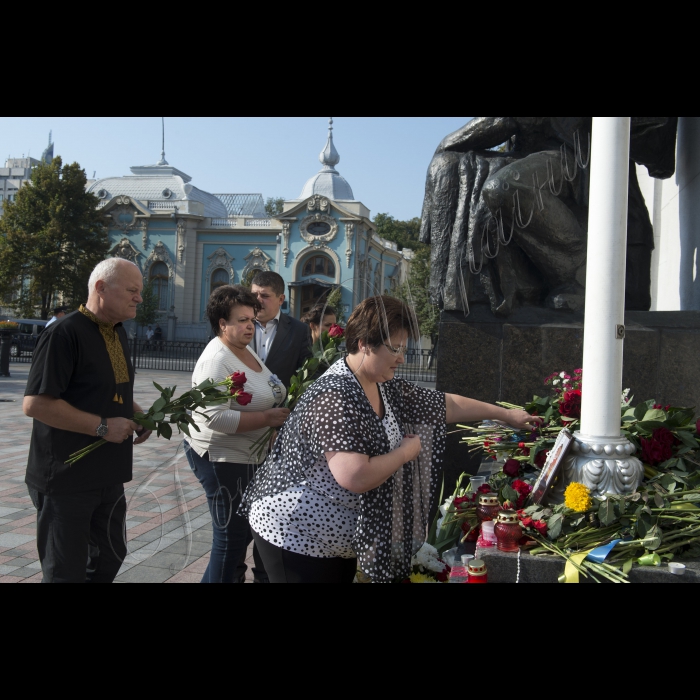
184, 442, 267, 583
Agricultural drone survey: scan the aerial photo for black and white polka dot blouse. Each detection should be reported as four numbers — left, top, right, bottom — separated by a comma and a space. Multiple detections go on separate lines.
241, 359, 446, 583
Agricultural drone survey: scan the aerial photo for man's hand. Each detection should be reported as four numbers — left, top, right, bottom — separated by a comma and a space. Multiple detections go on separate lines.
104, 417, 140, 444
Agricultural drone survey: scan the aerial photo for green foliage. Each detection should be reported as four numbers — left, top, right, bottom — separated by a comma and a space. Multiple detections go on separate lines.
264, 197, 285, 218
135, 280, 160, 331
374, 213, 438, 340
325, 286, 345, 324
0, 322, 18, 331
0, 157, 108, 320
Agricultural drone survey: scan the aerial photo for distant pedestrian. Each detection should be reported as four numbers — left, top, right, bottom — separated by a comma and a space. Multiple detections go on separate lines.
23, 259, 153, 584
146, 325, 154, 350
154, 324, 163, 351
46, 306, 70, 328
301, 303, 338, 352
251, 271, 312, 389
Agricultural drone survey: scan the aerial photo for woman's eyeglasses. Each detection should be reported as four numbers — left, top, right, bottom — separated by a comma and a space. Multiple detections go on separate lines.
383, 343, 408, 355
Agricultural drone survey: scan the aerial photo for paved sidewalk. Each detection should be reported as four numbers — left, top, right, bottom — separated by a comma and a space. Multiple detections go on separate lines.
0, 365, 254, 584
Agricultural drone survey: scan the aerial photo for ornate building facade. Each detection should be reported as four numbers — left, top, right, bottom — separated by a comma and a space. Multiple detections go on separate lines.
91, 120, 413, 340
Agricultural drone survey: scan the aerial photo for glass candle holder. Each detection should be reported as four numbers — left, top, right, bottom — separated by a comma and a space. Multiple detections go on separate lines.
468, 559, 488, 584
477, 493, 501, 523
495, 510, 523, 553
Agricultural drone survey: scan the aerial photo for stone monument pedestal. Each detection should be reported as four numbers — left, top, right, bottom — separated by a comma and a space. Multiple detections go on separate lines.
436, 308, 700, 495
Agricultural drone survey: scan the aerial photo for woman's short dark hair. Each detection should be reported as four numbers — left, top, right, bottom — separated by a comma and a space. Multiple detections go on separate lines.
345, 296, 419, 354
207, 285, 261, 337
300, 304, 338, 327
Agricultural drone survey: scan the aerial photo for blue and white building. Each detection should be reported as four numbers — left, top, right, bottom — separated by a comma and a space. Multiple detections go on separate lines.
89, 119, 414, 340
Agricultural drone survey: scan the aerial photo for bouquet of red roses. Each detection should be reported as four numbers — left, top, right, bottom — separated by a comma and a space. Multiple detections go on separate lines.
65, 373, 252, 465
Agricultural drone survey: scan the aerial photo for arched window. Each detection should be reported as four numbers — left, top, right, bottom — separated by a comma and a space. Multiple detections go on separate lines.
303, 255, 335, 278
150, 262, 169, 310
210, 268, 229, 294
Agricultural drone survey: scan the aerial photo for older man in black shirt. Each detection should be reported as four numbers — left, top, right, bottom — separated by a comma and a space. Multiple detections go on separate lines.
23, 258, 152, 583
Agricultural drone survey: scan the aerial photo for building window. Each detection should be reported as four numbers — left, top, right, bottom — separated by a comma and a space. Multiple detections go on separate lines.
211, 268, 229, 294
303, 255, 335, 278
150, 262, 170, 310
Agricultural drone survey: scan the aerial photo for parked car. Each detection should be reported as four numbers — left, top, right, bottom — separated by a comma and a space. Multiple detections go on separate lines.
8, 319, 49, 358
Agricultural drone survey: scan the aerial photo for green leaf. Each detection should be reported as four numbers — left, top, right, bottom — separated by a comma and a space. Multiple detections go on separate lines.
598, 500, 617, 527
676, 431, 700, 450
152, 412, 165, 422
158, 422, 172, 440
623, 558, 635, 575
502, 485, 518, 504
634, 403, 648, 421
152, 398, 167, 413
637, 421, 667, 432
179, 423, 192, 438
153, 382, 164, 393
636, 511, 653, 538
547, 513, 563, 540
643, 409, 666, 422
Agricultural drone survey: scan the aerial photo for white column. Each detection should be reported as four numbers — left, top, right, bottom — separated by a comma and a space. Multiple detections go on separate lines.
580, 117, 631, 438
552, 117, 644, 502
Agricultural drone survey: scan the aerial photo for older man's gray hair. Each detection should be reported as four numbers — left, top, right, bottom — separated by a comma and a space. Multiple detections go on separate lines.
88, 259, 140, 294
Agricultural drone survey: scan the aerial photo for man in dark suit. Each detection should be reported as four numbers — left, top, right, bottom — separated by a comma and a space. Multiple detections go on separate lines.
251, 271, 312, 389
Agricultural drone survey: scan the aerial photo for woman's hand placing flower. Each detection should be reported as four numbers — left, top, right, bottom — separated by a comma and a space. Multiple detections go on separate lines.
504, 409, 544, 431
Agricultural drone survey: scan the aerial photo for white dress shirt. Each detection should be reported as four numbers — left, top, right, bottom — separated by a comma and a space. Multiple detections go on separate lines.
254, 310, 281, 363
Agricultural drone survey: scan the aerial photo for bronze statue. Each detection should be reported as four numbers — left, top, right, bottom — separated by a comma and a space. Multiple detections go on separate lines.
420, 117, 679, 316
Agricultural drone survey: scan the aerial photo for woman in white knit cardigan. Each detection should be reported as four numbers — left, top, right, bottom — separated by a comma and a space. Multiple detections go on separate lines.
185, 285, 290, 584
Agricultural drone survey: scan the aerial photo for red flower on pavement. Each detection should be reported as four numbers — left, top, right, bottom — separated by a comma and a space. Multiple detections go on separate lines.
328, 324, 345, 339
504, 459, 521, 478
454, 496, 475, 509
478, 485, 492, 494
512, 480, 532, 509
533, 521, 548, 536
559, 389, 582, 419
521, 517, 534, 529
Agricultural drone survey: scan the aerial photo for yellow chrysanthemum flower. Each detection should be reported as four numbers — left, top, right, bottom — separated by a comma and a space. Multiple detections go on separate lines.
409, 573, 440, 584
565, 482, 593, 513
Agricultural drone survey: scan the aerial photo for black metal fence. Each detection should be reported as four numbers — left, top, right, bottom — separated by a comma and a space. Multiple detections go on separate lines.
12, 340, 438, 383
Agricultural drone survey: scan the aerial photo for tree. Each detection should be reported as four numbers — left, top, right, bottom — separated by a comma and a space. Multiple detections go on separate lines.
0, 158, 109, 319
375, 213, 438, 341
326, 286, 346, 325
265, 197, 285, 218
135, 281, 160, 335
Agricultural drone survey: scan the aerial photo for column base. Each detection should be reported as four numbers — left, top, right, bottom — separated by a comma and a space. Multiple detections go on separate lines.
547, 433, 644, 504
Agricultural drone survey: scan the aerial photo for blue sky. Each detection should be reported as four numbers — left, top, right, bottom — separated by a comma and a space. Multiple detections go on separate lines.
0, 117, 473, 221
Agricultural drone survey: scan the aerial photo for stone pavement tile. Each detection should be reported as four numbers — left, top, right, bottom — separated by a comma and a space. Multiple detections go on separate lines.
141, 551, 194, 570
0, 576, 25, 584
165, 571, 202, 584
10, 566, 42, 578
0, 533, 34, 548
18, 573, 42, 584
4, 557, 36, 569
0, 564, 21, 575
160, 539, 211, 557
183, 556, 211, 575
115, 565, 174, 584
8, 515, 37, 529
3, 511, 34, 522
0, 507, 23, 517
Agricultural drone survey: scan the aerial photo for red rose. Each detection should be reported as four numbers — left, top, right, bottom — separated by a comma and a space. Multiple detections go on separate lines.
641, 428, 676, 466
533, 521, 548, 536
454, 496, 473, 510
436, 570, 449, 583
521, 517, 533, 529
504, 459, 521, 478
235, 391, 253, 407
559, 390, 582, 419
535, 450, 549, 469
328, 324, 345, 339
230, 372, 247, 388
512, 480, 532, 497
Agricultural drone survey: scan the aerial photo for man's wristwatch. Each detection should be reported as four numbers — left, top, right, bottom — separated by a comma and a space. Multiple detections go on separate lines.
96, 418, 109, 438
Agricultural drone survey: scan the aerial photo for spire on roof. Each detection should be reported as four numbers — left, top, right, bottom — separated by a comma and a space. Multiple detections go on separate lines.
319, 117, 340, 171
157, 117, 169, 166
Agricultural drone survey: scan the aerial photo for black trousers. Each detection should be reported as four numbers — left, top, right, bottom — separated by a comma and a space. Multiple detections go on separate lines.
253, 530, 357, 584
28, 484, 127, 584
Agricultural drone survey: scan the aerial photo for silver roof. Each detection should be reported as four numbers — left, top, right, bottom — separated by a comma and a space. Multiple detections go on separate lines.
87, 161, 228, 219
213, 194, 267, 218
299, 118, 355, 201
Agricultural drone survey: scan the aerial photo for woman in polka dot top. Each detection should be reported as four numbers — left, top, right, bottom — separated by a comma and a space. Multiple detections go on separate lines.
242, 296, 542, 583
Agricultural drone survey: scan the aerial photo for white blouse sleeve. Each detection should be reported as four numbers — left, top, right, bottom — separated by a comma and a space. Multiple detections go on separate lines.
200, 401, 242, 435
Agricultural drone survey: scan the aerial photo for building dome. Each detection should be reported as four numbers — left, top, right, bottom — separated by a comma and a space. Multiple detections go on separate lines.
299, 118, 355, 201
88, 159, 228, 219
